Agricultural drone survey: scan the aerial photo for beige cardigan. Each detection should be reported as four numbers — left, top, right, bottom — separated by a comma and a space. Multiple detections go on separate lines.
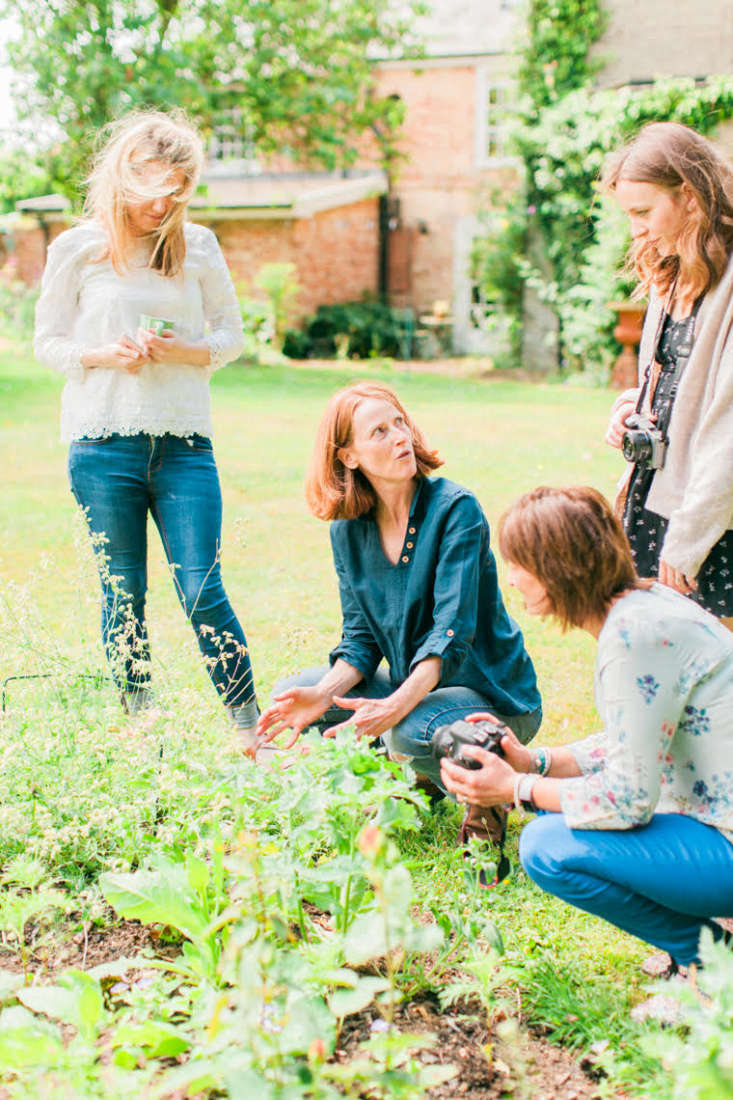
615, 254, 733, 578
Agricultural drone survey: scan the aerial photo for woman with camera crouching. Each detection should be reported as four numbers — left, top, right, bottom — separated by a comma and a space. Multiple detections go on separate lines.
256, 381, 541, 846
33, 110, 261, 741
441, 486, 733, 972
604, 122, 733, 626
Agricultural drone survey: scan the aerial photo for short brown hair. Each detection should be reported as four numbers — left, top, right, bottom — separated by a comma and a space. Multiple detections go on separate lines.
498, 486, 643, 630
305, 381, 443, 521
602, 122, 733, 303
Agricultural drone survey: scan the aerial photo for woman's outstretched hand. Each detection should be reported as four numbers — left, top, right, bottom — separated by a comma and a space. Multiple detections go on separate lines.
325, 695, 399, 741
441, 744, 516, 808
465, 711, 532, 774
256, 686, 329, 749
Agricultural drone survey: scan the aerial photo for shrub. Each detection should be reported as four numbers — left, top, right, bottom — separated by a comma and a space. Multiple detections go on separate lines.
283, 300, 412, 360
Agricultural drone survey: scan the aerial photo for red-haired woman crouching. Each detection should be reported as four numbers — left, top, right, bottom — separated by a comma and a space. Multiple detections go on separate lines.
257, 381, 541, 847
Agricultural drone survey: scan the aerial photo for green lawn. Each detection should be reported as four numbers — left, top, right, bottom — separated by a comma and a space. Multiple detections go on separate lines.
0, 347, 673, 1096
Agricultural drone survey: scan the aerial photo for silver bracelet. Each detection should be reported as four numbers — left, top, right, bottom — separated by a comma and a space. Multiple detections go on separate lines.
513, 773, 539, 815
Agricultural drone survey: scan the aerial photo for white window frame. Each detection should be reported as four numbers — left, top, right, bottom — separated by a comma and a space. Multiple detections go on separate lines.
474, 67, 515, 169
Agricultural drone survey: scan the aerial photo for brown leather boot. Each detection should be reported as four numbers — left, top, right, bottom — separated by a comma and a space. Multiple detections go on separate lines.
458, 803, 507, 846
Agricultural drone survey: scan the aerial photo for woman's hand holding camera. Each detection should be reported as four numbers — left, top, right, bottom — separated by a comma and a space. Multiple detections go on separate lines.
605, 397, 643, 448
441, 744, 516, 807
465, 711, 533, 773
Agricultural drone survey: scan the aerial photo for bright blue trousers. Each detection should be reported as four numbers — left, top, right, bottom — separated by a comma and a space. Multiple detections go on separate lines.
519, 812, 733, 965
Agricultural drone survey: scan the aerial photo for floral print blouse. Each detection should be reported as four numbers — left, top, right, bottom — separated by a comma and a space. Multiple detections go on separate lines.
560, 584, 733, 844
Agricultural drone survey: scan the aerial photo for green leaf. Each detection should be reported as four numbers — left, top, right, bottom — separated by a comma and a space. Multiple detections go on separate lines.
0, 1005, 64, 1069
329, 976, 391, 1017
18, 970, 104, 1041
113, 1019, 189, 1058
344, 911, 388, 965
100, 866, 209, 941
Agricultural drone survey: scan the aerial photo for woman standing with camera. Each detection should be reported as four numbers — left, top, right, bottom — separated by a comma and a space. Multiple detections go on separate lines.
34, 110, 260, 738
441, 486, 733, 972
256, 381, 541, 844
604, 122, 733, 624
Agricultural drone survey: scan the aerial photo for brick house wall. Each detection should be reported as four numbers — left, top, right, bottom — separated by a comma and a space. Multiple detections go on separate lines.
11, 195, 380, 328
364, 56, 519, 353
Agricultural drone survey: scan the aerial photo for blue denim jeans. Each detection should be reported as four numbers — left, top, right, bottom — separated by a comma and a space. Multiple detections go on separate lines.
68, 432, 257, 713
273, 665, 541, 789
519, 812, 733, 966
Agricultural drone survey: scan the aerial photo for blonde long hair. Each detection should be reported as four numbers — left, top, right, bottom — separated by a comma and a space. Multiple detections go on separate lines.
84, 110, 204, 276
603, 122, 733, 302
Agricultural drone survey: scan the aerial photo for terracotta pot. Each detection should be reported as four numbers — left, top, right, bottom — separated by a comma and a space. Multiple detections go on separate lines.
608, 300, 646, 389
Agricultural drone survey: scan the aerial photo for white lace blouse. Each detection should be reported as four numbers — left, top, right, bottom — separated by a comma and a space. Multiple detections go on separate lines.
34, 221, 245, 442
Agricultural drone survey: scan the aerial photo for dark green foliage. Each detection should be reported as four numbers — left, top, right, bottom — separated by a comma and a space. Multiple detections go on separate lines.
283, 301, 412, 360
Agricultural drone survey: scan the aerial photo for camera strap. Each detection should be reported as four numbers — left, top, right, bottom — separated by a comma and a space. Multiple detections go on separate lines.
635, 282, 699, 430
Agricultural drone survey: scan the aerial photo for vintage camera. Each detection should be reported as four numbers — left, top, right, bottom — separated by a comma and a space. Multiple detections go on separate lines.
621, 412, 667, 469
431, 718, 506, 771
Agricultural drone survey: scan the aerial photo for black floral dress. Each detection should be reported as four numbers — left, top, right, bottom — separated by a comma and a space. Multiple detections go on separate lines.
623, 311, 733, 617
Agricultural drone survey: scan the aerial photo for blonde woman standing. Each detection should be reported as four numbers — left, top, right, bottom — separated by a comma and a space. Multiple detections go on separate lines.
34, 111, 259, 738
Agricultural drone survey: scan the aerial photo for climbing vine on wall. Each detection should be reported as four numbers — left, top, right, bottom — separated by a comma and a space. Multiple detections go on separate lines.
474, 0, 733, 373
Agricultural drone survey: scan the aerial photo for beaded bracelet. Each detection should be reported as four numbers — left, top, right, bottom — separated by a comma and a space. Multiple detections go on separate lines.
531, 747, 552, 777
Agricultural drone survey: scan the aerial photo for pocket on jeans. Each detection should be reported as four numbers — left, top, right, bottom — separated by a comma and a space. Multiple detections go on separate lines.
189, 433, 214, 452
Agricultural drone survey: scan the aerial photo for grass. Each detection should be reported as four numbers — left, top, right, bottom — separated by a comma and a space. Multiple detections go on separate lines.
0, 345, 670, 1096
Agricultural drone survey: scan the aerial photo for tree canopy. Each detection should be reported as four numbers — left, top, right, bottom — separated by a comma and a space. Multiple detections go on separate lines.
1, 0, 424, 202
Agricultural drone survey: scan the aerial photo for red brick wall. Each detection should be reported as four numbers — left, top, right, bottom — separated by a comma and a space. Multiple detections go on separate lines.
197, 196, 379, 321
361, 63, 520, 314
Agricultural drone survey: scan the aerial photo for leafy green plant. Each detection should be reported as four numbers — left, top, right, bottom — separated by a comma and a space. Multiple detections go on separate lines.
254, 263, 301, 351
0, 857, 68, 976
642, 931, 733, 1099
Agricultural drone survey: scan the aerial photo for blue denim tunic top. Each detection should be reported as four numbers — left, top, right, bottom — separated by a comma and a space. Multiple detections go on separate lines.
329, 476, 540, 717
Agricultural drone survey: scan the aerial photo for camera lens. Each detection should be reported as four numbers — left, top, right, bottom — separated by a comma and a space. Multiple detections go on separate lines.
622, 429, 653, 465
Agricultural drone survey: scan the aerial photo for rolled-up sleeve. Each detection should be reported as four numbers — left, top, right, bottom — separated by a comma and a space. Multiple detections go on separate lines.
409, 495, 484, 684
199, 229, 245, 372
560, 630, 685, 829
33, 232, 87, 382
328, 536, 383, 681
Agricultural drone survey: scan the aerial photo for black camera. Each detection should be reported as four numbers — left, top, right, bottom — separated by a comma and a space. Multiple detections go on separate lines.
431, 718, 506, 770
621, 412, 667, 469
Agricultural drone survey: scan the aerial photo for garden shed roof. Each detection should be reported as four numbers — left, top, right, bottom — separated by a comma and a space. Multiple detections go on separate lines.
16, 171, 388, 221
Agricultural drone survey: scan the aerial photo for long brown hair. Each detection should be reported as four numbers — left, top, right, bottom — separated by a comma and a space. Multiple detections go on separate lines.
306, 382, 443, 521
603, 122, 733, 301
498, 486, 644, 630
84, 110, 204, 277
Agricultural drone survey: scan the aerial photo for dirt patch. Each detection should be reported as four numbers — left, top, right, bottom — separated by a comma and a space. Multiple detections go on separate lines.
336, 997, 610, 1100
0, 912, 179, 979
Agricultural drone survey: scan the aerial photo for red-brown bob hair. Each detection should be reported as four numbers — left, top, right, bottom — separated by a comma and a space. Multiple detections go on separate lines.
602, 122, 733, 303
306, 381, 443, 521
498, 486, 645, 630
